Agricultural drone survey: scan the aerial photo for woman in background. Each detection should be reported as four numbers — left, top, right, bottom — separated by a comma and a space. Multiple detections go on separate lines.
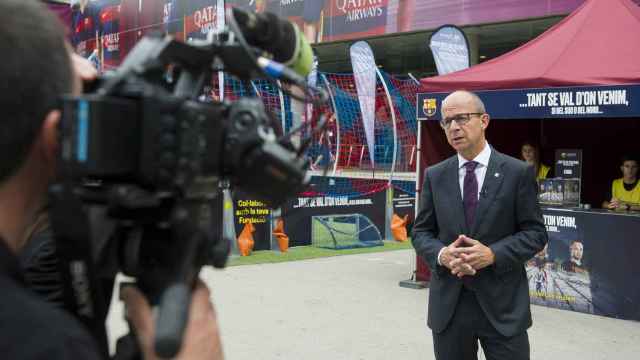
521, 142, 551, 181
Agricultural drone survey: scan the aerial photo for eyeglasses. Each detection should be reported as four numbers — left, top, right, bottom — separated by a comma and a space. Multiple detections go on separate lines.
440, 112, 484, 129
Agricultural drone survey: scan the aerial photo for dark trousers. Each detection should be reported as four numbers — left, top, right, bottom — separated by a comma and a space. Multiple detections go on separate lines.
432, 289, 530, 360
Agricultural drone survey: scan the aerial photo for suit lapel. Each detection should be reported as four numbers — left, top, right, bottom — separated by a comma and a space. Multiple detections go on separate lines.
471, 150, 506, 235
444, 157, 468, 235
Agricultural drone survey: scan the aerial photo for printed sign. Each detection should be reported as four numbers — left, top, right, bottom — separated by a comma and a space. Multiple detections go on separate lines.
555, 149, 582, 179
527, 212, 592, 313
529, 208, 640, 321
417, 84, 640, 120
282, 177, 387, 247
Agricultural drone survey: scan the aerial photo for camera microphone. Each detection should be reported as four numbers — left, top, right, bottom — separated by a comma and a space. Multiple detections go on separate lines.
231, 7, 313, 77
256, 56, 307, 86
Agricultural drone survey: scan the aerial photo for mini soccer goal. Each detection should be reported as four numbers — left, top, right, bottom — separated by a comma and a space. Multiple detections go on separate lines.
311, 213, 383, 250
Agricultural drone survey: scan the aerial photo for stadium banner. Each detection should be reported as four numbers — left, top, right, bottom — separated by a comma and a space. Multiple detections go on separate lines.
416, 84, 640, 120
170, 0, 225, 41
321, 0, 389, 42
528, 208, 640, 321
81, 0, 584, 66
281, 177, 387, 247
97, 1, 122, 72
428, 24, 470, 76
350, 41, 378, 165
223, 0, 582, 43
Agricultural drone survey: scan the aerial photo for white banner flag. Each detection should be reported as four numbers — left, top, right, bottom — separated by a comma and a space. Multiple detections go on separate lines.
350, 41, 377, 165
306, 52, 319, 125
428, 25, 470, 75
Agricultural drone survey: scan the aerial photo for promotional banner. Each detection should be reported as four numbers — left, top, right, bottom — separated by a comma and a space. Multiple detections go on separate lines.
321, 0, 389, 42
97, 0, 122, 71
392, 183, 415, 232
350, 41, 378, 165
411, 0, 583, 34
170, 0, 224, 41
224, 0, 582, 43
71, 1, 100, 58
428, 24, 470, 76
527, 212, 592, 314
232, 190, 272, 251
417, 84, 640, 120
527, 208, 640, 321
72, 0, 123, 72
118, 0, 169, 59
282, 177, 387, 247
82, 0, 584, 62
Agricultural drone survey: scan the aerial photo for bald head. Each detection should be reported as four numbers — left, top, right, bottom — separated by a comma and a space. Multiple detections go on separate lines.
441, 90, 486, 117
440, 90, 490, 160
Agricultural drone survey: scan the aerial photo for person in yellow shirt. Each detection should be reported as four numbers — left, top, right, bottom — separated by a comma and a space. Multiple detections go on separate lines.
521, 142, 551, 181
603, 155, 640, 211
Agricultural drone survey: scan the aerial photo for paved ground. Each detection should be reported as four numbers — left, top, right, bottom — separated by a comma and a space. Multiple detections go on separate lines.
106, 249, 640, 359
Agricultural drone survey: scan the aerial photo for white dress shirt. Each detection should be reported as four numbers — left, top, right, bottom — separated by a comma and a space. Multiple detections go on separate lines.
437, 142, 492, 265
457, 142, 492, 201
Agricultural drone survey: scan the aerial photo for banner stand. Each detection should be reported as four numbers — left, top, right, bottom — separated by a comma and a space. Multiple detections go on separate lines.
399, 245, 428, 290
399, 277, 428, 289
270, 208, 283, 253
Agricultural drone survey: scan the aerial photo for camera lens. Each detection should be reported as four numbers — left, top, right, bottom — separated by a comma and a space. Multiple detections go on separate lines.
235, 113, 254, 131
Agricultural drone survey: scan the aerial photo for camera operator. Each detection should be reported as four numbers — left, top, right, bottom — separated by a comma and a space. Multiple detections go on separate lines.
0, 1, 223, 359
18, 49, 102, 308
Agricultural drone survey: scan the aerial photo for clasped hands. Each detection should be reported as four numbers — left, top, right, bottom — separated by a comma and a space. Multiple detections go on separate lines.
440, 235, 496, 278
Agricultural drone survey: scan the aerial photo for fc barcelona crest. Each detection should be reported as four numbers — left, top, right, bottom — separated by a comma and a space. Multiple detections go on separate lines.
423, 98, 437, 117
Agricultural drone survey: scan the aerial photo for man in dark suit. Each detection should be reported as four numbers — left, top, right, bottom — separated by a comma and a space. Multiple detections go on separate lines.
411, 90, 547, 360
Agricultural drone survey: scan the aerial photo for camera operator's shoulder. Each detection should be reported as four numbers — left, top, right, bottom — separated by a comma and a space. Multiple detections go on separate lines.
0, 276, 101, 359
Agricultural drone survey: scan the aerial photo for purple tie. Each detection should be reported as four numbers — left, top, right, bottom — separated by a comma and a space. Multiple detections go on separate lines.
461, 161, 479, 289
463, 161, 479, 230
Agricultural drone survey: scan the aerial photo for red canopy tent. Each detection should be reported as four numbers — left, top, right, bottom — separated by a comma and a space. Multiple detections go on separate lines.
413, 0, 640, 283
420, 0, 640, 91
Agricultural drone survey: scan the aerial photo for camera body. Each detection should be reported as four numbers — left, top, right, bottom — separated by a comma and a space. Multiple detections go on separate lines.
59, 77, 308, 207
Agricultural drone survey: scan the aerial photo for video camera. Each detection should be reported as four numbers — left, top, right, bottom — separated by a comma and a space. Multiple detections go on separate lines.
50, 8, 327, 359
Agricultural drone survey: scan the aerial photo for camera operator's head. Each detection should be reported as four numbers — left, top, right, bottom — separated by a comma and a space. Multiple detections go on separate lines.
0, 0, 78, 251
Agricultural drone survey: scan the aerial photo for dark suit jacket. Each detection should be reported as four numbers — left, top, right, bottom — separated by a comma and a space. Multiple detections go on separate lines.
411, 149, 547, 337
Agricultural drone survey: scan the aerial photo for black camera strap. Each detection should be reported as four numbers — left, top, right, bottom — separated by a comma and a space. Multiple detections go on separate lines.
49, 182, 109, 357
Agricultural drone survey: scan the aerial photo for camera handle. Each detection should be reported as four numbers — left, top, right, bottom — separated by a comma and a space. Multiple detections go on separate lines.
112, 202, 211, 360
153, 204, 203, 357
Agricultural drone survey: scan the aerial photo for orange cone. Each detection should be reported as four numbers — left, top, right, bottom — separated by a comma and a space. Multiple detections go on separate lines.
272, 218, 290, 252
391, 213, 409, 242
237, 222, 255, 256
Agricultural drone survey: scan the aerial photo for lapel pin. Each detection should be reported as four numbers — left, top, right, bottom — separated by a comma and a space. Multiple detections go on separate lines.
494, 172, 500, 177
